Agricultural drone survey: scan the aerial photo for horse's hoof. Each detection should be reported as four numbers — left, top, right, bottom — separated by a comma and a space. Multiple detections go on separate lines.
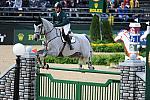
88, 66, 95, 70
46, 64, 49, 69
79, 64, 83, 70
79, 67, 83, 70
42, 66, 45, 69
79, 66, 84, 70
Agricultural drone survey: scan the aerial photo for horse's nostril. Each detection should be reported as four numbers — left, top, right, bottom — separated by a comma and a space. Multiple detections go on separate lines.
34, 38, 37, 41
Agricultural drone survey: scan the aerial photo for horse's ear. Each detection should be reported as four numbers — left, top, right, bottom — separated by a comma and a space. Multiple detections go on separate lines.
38, 16, 42, 22
34, 16, 42, 25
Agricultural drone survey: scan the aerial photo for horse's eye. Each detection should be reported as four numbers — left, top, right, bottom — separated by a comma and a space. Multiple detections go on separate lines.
38, 26, 41, 28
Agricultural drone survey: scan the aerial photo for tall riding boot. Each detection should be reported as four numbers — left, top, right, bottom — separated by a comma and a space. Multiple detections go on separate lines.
67, 35, 74, 50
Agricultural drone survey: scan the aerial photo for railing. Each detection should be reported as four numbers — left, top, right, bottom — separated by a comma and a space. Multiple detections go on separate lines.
37, 73, 120, 100
0, 7, 149, 24
36, 67, 120, 100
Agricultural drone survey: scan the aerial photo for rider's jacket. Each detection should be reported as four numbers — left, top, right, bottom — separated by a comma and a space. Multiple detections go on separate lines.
52, 11, 70, 27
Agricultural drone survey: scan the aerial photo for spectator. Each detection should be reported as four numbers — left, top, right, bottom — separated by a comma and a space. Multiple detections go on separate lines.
5, 0, 14, 7
60, 0, 71, 8
117, 2, 129, 21
114, 0, 120, 8
124, 0, 129, 6
70, 0, 75, 7
22, 0, 29, 7
130, 0, 134, 9
29, 0, 39, 8
134, 0, 139, 8
45, 0, 52, 8
39, 0, 47, 8
0, 0, 6, 7
13, 0, 22, 9
107, 0, 111, 8
124, 0, 130, 8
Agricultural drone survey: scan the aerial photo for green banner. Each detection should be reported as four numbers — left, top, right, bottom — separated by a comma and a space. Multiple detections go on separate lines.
89, 0, 106, 13
146, 34, 150, 100
14, 29, 42, 45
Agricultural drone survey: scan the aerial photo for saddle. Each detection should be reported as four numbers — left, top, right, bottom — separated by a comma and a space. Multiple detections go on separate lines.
61, 31, 76, 43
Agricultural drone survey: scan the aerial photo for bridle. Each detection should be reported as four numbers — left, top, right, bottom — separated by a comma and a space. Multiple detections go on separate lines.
35, 23, 61, 50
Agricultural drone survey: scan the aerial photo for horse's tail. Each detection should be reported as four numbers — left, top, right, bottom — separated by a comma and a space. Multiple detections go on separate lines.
84, 34, 92, 43
84, 34, 93, 53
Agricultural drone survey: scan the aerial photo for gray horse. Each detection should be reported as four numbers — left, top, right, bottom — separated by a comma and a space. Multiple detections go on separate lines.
34, 18, 94, 69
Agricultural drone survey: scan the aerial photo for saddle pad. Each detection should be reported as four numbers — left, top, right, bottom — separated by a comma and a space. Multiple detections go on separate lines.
71, 37, 76, 43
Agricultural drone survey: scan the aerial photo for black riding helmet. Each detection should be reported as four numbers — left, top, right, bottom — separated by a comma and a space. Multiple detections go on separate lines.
54, 2, 62, 9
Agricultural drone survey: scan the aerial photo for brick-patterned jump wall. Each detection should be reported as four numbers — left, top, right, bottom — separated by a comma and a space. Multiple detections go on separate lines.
120, 59, 145, 100
0, 52, 36, 100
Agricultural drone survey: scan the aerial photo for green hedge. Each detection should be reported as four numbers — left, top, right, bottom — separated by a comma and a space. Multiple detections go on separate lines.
91, 43, 124, 52
45, 54, 125, 66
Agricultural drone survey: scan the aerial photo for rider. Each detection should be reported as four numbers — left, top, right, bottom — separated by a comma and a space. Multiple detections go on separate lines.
52, 2, 73, 50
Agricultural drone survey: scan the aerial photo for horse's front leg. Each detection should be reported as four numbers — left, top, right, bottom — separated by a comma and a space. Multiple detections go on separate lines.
36, 54, 42, 65
36, 49, 49, 69
43, 57, 49, 69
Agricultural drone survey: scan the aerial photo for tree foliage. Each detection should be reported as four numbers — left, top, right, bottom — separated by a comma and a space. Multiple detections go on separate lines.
101, 20, 114, 42
89, 14, 114, 43
89, 14, 101, 41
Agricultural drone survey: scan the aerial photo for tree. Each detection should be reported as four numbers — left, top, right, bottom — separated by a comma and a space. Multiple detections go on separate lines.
88, 14, 101, 41
101, 20, 114, 42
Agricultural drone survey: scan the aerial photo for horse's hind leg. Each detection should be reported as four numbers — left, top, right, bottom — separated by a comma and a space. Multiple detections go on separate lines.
87, 55, 94, 70
87, 61, 94, 70
78, 58, 84, 69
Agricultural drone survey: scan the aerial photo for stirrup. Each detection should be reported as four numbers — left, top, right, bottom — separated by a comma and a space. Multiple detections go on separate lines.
70, 45, 74, 50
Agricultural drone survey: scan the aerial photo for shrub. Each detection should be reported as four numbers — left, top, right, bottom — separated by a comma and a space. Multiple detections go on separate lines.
45, 54, 125, 66
91, 43, 124, 52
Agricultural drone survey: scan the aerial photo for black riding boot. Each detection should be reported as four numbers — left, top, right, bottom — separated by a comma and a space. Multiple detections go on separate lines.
62, 29, 73, 50
66, 35, 74, 50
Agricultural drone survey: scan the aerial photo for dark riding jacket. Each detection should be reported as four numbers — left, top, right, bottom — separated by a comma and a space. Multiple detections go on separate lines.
52, 11, 70, 27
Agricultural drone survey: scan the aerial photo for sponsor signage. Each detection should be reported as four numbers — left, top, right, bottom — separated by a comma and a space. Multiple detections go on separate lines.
14, 30, 44, 45
89, 0, 106, 13
0, 28, 14, 45
146, 34, 150, 99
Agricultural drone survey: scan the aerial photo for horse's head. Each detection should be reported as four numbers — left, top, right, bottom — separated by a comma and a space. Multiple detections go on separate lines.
114, 30, 129, 42
34, 17, 54, 41
34, 17, 44, 41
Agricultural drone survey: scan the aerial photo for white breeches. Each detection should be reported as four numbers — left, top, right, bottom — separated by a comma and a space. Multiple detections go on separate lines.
55, 23, 70, 35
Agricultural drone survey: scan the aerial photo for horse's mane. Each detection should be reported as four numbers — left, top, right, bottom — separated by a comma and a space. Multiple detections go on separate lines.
41, 18, 54, 31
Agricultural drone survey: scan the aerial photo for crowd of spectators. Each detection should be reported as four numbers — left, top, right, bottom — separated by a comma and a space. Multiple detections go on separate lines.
107, 0, 139, 9
0, 0, 146, 22
0, 0, 57, 8
0, 0, 89, 8
107, 0, 141, 22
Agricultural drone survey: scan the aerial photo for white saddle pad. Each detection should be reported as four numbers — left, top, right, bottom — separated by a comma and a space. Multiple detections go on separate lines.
71, 37, 76, 43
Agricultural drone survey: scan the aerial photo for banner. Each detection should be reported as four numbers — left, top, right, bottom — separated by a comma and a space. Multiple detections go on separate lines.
0, 27, 14, 45
14, 29, 42, 45
146, 34, 150, 99
89, 0, 106, 13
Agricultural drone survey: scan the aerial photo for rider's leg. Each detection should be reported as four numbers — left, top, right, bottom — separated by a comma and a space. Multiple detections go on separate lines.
62, 28, 73, 50
66, 34, 74, 50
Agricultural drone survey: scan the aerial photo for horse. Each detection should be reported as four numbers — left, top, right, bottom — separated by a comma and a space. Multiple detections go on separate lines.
33, 17, 94, 69
114, 29, 144, 60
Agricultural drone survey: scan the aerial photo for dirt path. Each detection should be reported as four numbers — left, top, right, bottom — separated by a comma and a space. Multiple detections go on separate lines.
0, 45, 41, 73
41, 63, 120, 83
